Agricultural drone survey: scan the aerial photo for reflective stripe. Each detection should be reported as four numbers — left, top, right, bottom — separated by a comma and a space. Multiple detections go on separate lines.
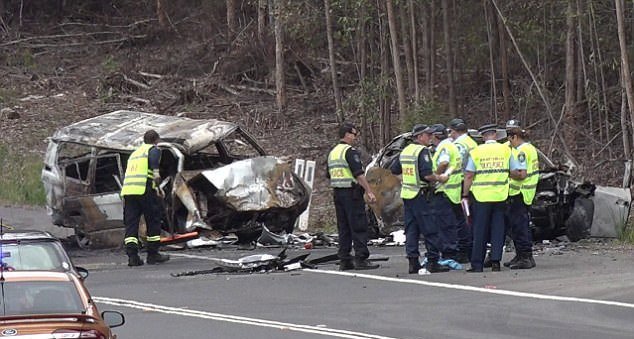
124, 237, 139, 245
472, 180, 509, 186
121, 144, 154, 196
432, 140, 463, 204
147, 236, 161, 242
509, 143, 539, 205
474, 169, 510, 174
328, 144, 356, 188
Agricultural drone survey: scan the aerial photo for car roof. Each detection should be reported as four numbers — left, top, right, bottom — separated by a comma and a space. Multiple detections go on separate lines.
0, 230, 58, 242
50, 110, 240, 154
0, 271, 73, 282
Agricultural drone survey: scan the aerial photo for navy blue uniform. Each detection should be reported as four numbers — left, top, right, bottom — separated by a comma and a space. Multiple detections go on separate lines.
390, 148, 443, 261
327, 144, 371, 262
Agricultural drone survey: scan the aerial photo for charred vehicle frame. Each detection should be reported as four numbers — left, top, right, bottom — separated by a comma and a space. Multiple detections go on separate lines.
42, 110, 310, 249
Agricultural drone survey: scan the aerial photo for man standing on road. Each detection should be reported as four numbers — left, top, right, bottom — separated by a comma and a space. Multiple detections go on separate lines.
505, 120, 539, 269
462, 124, 525, 272
327, 122, 379, 271
390, 124, 449, 274
121, 130, 170, 267
428, 124, 464, 263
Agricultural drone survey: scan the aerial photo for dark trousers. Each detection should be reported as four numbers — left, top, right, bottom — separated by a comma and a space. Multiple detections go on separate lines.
403, 193, 442, 260
507, 195, 533, 253
333, 187, 370, 261
453, 203, 472, 254
123, 189, 162, 244
433, 193, 459, 258
470, 201, 506, 270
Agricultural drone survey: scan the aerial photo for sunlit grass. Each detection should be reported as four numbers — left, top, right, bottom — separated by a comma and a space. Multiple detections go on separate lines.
0, 143, 46, 205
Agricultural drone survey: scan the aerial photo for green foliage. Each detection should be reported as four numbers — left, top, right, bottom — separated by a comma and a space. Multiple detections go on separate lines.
0, 88, 18, 105
101, 55, 119, 73
5, 49, 36, 69
342, 76, 389, 124
617, 217, 634, 244
401, 100, 448, 132
0, 144, 46, 206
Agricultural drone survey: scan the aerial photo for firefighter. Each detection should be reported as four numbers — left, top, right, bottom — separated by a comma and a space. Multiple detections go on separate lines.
121, 130, 170, 266
327, 122, 379, 270
447, 118, 478, 263
505, 121, 539, 269
462, 124, 526, 272
390, 124, 449, 273
428, 124, 465, 263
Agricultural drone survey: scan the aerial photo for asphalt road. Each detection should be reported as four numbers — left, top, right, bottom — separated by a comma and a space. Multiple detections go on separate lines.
2, 205, 634, 338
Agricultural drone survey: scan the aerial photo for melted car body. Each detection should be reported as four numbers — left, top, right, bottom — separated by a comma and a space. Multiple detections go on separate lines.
365, 130, 631, 241
41, 111, 310, 248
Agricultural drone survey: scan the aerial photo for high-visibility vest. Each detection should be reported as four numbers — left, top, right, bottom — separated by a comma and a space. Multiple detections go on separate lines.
328, 143, 356, 188
432, 141, 463, 204
509, 142, 539, 205
400, 143, 429, 199
469, 142, 511, 202
455, 134, 477, 153
121, 144, 155, 196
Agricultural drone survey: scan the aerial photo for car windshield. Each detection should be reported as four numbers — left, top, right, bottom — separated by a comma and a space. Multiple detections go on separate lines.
0, 241, 71, 272
0, 281, 84, 316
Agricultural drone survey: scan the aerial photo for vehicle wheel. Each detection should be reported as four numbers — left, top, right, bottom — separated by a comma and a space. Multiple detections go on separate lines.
75, 232, 92, 249
565, 197, 594, 242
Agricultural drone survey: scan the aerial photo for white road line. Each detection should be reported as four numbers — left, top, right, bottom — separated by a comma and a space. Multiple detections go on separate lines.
94, 296, 402, 339
170, 252, 634, 309
169, 253, 223, 260
305, 269, 634, 309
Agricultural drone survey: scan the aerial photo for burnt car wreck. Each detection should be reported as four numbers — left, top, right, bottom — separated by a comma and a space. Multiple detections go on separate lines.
42, 110, 310, 248
365, 130, 631, 242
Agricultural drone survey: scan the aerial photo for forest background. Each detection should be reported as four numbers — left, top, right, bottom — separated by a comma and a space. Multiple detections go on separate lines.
1, 0, 634, 231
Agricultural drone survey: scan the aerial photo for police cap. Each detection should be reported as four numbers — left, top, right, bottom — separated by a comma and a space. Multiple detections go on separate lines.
448, 118, 467, 131
478, 123, 498, 135
411, 124, 428, 137
505, 119, 521, 129
429, 123, 447, 137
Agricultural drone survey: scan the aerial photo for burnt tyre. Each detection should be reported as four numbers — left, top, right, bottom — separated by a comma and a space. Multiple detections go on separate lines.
565, 197, 594, 242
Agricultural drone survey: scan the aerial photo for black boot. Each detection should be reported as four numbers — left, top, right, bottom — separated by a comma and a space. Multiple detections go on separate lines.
483, 254, 493, 268
408, 257, 421, 274
126, 245, 144, 267
491, 261, 501, 272
509, 252, 533, 270
353, 258, 379, 270
503, 253, 519, 268
146, 241, 170, 265
339, 259, 354, 271
453, 251, 470, 264
427, 260, 450, 273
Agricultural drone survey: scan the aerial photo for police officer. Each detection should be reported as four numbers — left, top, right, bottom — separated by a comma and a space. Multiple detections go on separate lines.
121, 130, 170, 266
390, 124, 449, 274
447, 118, 478, 262
428, 124, 464, 263
505, 120, 539, 269
462, 124, 525, 272
327, 122, 379, 270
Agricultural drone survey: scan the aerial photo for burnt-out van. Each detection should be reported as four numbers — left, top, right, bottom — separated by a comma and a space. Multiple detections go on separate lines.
42, 110, 310, 248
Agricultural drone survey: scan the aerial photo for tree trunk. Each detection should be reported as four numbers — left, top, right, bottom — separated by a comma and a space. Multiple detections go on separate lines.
227, 0, 236, 41
324, 0, 343, 120
409, 0, 419, 104
359, 4, 367, 82
156, 0, 168, 29
620, 70, 632, 161
564, 0, 577, 144
258, 0, 266, 41
616, 0, 634, 159
421, 3, 431, 99
400, 3, 414, 97
495, 2, 510, 121
274, 0, 286, 112
484, 0, 498, 121
386, 0, 407, 122
442, 0, 456, 115
430, 0, 436, 97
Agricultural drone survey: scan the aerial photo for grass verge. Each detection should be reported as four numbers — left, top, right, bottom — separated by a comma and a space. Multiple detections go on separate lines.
0, 143, 46, 205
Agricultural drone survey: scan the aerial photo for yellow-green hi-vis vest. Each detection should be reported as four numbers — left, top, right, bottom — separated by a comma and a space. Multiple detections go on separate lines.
121, 144, 155, 196
400, 143, 429, 199
469, 142, 512, 202
328, 143, 357, 188
509, 142, 539, 205
455, 134, 477, 153
432, 141, 463, 204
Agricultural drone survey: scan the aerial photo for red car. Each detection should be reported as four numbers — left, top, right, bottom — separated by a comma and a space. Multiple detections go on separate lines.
0, 271, 124, 338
